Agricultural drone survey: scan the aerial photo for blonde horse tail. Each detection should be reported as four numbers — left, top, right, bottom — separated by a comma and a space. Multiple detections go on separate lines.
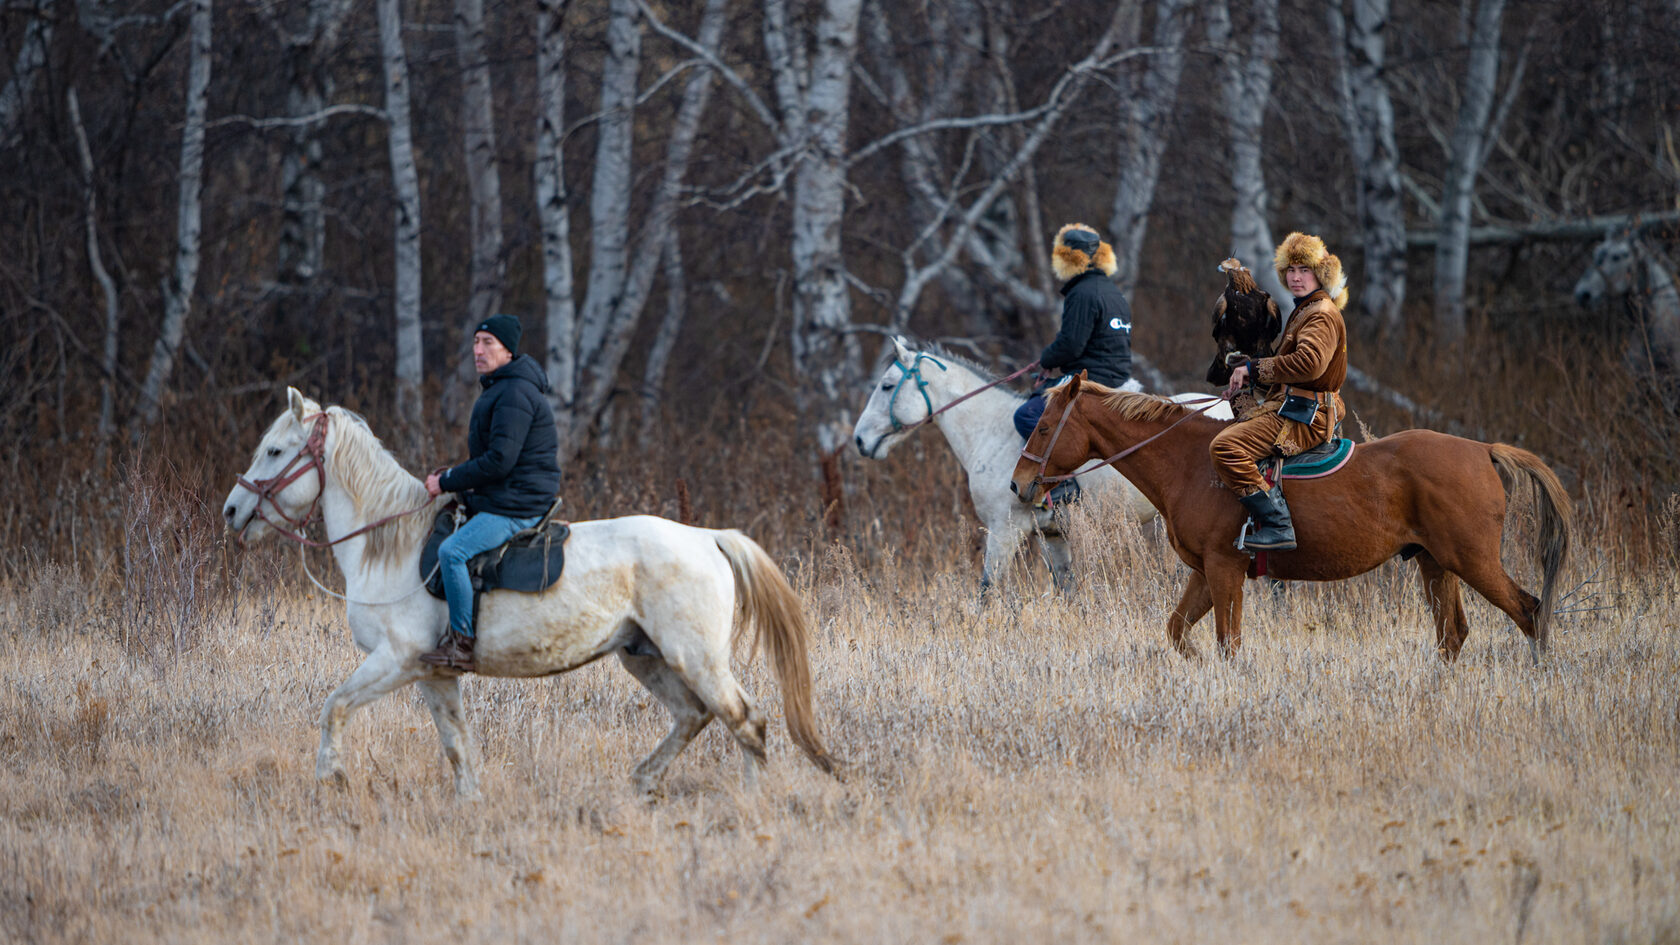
1490, 444, 1573, 651
712, 530, 841, 777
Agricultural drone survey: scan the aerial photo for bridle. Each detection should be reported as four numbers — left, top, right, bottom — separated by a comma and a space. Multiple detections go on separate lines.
234, 410, 431, 548
1019, 387, 1226, 506
884, 351, 1040, 434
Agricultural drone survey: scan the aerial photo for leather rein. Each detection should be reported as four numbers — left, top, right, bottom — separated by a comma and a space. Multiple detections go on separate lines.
1020, 387, 1227, 500
234, 411, 432, 548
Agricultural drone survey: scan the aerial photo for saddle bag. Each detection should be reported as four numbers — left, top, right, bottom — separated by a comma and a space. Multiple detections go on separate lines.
420, 499, 570, 599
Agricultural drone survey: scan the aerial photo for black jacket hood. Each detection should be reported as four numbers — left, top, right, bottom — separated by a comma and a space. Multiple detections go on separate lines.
481, 353, 552, 393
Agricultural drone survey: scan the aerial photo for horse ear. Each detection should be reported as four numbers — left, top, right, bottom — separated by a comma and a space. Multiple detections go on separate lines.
892, 335, 912, 361
1070, 370, 1087, 394
288, 387, 307, 421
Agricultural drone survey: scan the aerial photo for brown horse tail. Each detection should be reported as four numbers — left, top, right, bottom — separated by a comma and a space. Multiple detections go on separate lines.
1489, 444, 1574, 651
712, 530, 841, 777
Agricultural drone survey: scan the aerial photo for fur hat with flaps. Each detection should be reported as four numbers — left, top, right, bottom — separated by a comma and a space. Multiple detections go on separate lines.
1274, 231, 1349, 308
1052, 223, 1118, 282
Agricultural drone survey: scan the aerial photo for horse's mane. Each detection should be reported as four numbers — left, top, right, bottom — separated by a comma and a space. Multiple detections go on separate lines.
895, 339, 1028, 403
1044, 381, 1194, 424
323, 406, 436, 566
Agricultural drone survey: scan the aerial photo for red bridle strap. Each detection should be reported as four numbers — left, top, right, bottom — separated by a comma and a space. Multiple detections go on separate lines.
235, 411, 433, 548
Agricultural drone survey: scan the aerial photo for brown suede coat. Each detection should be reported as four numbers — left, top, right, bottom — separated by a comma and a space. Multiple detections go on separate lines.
1210, 289, 1348, 493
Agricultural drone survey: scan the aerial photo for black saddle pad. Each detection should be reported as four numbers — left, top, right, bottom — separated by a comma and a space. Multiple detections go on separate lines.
420, 507, 570, 599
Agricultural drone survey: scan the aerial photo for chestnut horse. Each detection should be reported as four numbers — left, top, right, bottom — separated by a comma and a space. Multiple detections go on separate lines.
1010, 374, 1571, 660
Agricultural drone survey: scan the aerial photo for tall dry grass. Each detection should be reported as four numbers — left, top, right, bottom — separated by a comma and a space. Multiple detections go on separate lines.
2, 481, 1677, 943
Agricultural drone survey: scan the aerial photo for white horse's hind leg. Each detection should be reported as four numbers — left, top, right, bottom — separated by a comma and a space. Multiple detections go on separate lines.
316, 648, 426, 786
667, 657, 768, 790
1041, 532, 1075, 595
980, 521, 1028, 597
617, 648, 712, 798
415, 676, 479, 799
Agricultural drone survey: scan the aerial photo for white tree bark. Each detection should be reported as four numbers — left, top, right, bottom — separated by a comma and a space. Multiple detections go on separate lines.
273, 0, 352, 298
1108, 0, 1194, 296
138, 0, 211, 427
68, 87, 120, 445
575, 0, 643, 377
0, 0, 52, 150
569, 0, 728, 449
450, 0, 505, 409
639, 227, 687, 443
1434, 0, 1511, 343
377, 0, 424, 426
536, 0, 577, 445
1330, 0, 1407, 330
768, 0, 867, 455
1207, 0, 1289, 313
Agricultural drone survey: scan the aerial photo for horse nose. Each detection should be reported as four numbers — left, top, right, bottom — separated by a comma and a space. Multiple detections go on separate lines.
854, 434, 865, 453
1575, 288, 1592, 307
223, 503, 236, 522
1009, 481, 1018, 496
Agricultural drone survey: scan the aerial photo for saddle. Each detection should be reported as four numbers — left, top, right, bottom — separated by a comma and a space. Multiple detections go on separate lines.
419, 498, 570, 601
1264, 436, 1354, 484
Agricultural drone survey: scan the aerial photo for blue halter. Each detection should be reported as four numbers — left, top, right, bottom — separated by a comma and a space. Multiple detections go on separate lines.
886, 352, 949, 432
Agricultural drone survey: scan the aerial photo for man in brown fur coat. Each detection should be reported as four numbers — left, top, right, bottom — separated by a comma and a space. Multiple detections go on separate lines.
1211, 231, 1349, 551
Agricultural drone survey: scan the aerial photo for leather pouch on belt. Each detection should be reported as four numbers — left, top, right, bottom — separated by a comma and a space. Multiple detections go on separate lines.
1278, 392, 1320, 425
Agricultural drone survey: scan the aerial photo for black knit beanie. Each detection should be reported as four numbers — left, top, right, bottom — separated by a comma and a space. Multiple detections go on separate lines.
477, 313, 522, 354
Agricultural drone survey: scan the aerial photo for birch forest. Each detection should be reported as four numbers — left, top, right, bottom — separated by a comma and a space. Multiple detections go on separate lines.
3, 0, 1678, 539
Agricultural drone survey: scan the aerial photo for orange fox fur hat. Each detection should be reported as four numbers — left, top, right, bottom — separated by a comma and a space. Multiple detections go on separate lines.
1051, 223, 1118, 282
1273, 231, 1349, 308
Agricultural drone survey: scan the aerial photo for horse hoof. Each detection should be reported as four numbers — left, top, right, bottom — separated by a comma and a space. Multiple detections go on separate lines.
319, 768, 348, 789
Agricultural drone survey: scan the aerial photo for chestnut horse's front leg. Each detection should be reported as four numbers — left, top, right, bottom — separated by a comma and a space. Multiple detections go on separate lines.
1204, 556, 1250, 658
1166, 571, 1212, 660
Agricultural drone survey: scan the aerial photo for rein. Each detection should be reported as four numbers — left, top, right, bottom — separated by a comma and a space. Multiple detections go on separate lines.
235, 410, 435, 550
888, 353, 1040, 434
1022, 389, 1227, 497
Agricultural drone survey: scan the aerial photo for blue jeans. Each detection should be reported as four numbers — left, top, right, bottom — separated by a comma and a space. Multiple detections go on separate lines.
439, 511, 542, 637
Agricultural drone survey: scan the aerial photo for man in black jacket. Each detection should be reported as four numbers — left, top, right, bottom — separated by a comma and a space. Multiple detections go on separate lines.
419, 313, 561, 672
1012, 224, 1134, 442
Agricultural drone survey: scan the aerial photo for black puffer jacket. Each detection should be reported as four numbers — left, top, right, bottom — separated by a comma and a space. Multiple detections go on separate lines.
1038, 270, 1133, 388
439, 354, 562, 517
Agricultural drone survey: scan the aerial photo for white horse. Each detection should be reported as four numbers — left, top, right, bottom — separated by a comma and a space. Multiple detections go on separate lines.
1573, 231, 1680, 397
851, 337, 1230, 593
222, 388, 837, 798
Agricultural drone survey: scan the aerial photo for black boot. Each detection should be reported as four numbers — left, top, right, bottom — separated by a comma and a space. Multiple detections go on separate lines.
1045, 477, 1081, 510
1237, 485, 1297, 552
419, 629, 477, 673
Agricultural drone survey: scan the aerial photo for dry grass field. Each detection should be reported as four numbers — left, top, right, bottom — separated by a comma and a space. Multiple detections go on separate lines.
3, 484, 1678, 945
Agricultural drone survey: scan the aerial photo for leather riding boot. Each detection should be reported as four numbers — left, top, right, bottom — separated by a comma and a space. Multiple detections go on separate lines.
419, 630, 477, 673
1046, 477, 1082, 510
1237, 485, 1297, 552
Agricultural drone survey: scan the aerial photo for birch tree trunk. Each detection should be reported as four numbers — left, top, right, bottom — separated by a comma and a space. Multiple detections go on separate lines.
536, 0, 577, 448
137, 0, 211, 427
273, 0, 352, 347
0, 0, 52, 150
769, 0, 867, 455
1434, 0, 1509, 343
1207, 0, 1289, 312
377, 0, 424, 426
639, 227, 687, 444
1108, 0, 1194, 296
1330, 0, 1407, 331
574, 0, 643, 378
68, 88, 121, 448
450, 0, 505, 412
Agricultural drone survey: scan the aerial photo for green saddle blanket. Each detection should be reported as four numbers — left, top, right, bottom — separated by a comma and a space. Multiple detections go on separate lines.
1273, 437, 1355, 480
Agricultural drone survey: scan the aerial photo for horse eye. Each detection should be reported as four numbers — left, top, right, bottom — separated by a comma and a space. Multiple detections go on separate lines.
267, 447, 282, 457
881, 383, 895, 391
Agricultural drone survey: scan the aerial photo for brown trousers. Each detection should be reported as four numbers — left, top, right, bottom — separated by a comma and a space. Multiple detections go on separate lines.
1209, 411, 1288, 496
